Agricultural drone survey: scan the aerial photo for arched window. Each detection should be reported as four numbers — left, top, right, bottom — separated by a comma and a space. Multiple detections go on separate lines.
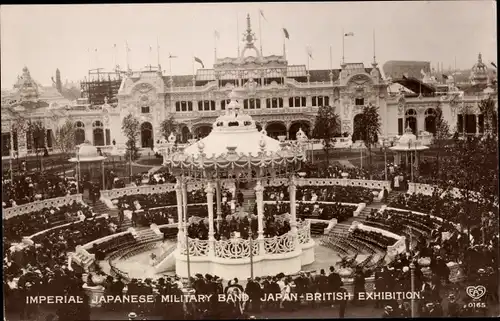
405, 109, 417, 133
266, 98, 283, 108
75, 121, 86, 145
92, 120, 104, 146
424, 108, 436, 134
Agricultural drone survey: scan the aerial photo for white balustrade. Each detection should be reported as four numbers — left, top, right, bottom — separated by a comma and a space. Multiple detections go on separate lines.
179, 237, 209, 257
264, 233, 296, 254
214, 238, 259, 259
3, 194, 83, 219
297, 220, 311, 245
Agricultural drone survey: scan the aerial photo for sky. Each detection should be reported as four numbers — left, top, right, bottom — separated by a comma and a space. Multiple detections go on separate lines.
1, 1, 497, 87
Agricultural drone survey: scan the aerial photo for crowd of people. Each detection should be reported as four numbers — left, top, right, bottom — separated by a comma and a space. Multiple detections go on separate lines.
3, 215, 118, 320
388, 191, 499, 236
264, 185, 375, 204
263, 202, 356, 222
2, 171, 78, 208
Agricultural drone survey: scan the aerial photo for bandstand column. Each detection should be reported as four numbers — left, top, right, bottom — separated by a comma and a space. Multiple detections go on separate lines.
205, 181, 215, 256
289, 176, 299, 248
254, 180, 265, 255
175, 180, 183, 236
215, 180, 222, 230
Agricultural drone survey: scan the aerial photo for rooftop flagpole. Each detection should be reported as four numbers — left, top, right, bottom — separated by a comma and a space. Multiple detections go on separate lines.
329, 45, 333, 71
258, 10, 263, 55
342, 28, 345, 64
157, 37, 161, 72
237, 12, 240, 56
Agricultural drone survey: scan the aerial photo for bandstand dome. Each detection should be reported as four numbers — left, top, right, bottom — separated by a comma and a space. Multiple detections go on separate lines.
164, 88, 306, 169
397, 126, 417, 146
184, 90, 281, 157
69, 141, 107, 162
390, 126, 429, 151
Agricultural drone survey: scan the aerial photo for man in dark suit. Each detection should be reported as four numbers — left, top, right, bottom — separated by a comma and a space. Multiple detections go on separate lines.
245, 277, 262, 312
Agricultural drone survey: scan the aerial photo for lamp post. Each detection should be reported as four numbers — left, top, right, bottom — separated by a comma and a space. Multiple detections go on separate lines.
182, 177, 191, 280
249, 230, 254, 279
409, 262, 416, 317
382, 137, 388, 181
75, 145, 81, 194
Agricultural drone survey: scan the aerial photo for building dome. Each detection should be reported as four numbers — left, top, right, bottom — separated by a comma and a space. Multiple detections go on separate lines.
470, 53, 489, 85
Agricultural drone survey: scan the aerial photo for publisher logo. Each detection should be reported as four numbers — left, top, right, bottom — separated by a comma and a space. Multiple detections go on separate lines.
466, 285, 486, 300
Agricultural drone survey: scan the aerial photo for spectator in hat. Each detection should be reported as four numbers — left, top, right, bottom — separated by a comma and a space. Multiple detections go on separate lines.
446, 293, 460, 317
382, 305, 395, 318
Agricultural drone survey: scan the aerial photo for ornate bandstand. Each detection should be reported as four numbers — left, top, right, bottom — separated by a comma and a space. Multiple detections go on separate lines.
162, 88, 315, 279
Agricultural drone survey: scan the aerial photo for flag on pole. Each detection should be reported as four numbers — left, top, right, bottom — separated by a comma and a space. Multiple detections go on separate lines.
194, 56, 204, 68
344, 32, 354, 37
306, 46, 313, 60
169, 53, 177, 58
283, 28, 290, 39
259, 9, 267, 22
214, 30, 220, 40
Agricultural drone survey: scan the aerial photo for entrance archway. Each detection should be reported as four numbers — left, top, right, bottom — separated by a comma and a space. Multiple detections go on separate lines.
288, 121, 311, 140
195, 125, 212, 139
180, 126, 191, 143
352, 114, 364, 142
2, 133, 10, 157
265, 122, 287, 139
141, 122, 153, 148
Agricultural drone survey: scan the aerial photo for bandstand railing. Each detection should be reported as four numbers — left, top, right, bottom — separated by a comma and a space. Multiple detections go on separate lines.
178, 222, 311, 259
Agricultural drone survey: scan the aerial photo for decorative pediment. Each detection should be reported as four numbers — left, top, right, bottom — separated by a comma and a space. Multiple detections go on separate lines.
131, 82, 156, 95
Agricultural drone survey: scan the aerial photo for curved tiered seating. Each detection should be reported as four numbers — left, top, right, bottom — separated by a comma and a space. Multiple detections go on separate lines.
3, 201, 93, 241
309, 222, 328, 235
87, 233, 136, 257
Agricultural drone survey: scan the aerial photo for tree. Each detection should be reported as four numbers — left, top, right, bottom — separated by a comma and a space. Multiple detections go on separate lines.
121, 113, 140, 162
28, 120, 46, 171
54, 119, 76, 178
312, 105, 340, 166
160, 115, 178, 141
433, 104, 450, 174
437, 136, 498, 246
352, 104, 381, 178
478, 96, 498, 135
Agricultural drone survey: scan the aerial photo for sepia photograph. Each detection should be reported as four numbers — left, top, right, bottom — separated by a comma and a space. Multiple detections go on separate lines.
1, 1, 498, 320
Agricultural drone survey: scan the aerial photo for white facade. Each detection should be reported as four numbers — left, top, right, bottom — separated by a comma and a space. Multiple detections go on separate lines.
1, 19, 497, 157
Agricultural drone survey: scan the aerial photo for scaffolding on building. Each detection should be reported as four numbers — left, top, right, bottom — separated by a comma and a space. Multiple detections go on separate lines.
80, 68, 123, 106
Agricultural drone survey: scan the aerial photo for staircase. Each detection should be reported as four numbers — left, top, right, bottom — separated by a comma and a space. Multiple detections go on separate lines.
82, 190, 118, 216
386, 190, 406, 205
136, 228, 163, 243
